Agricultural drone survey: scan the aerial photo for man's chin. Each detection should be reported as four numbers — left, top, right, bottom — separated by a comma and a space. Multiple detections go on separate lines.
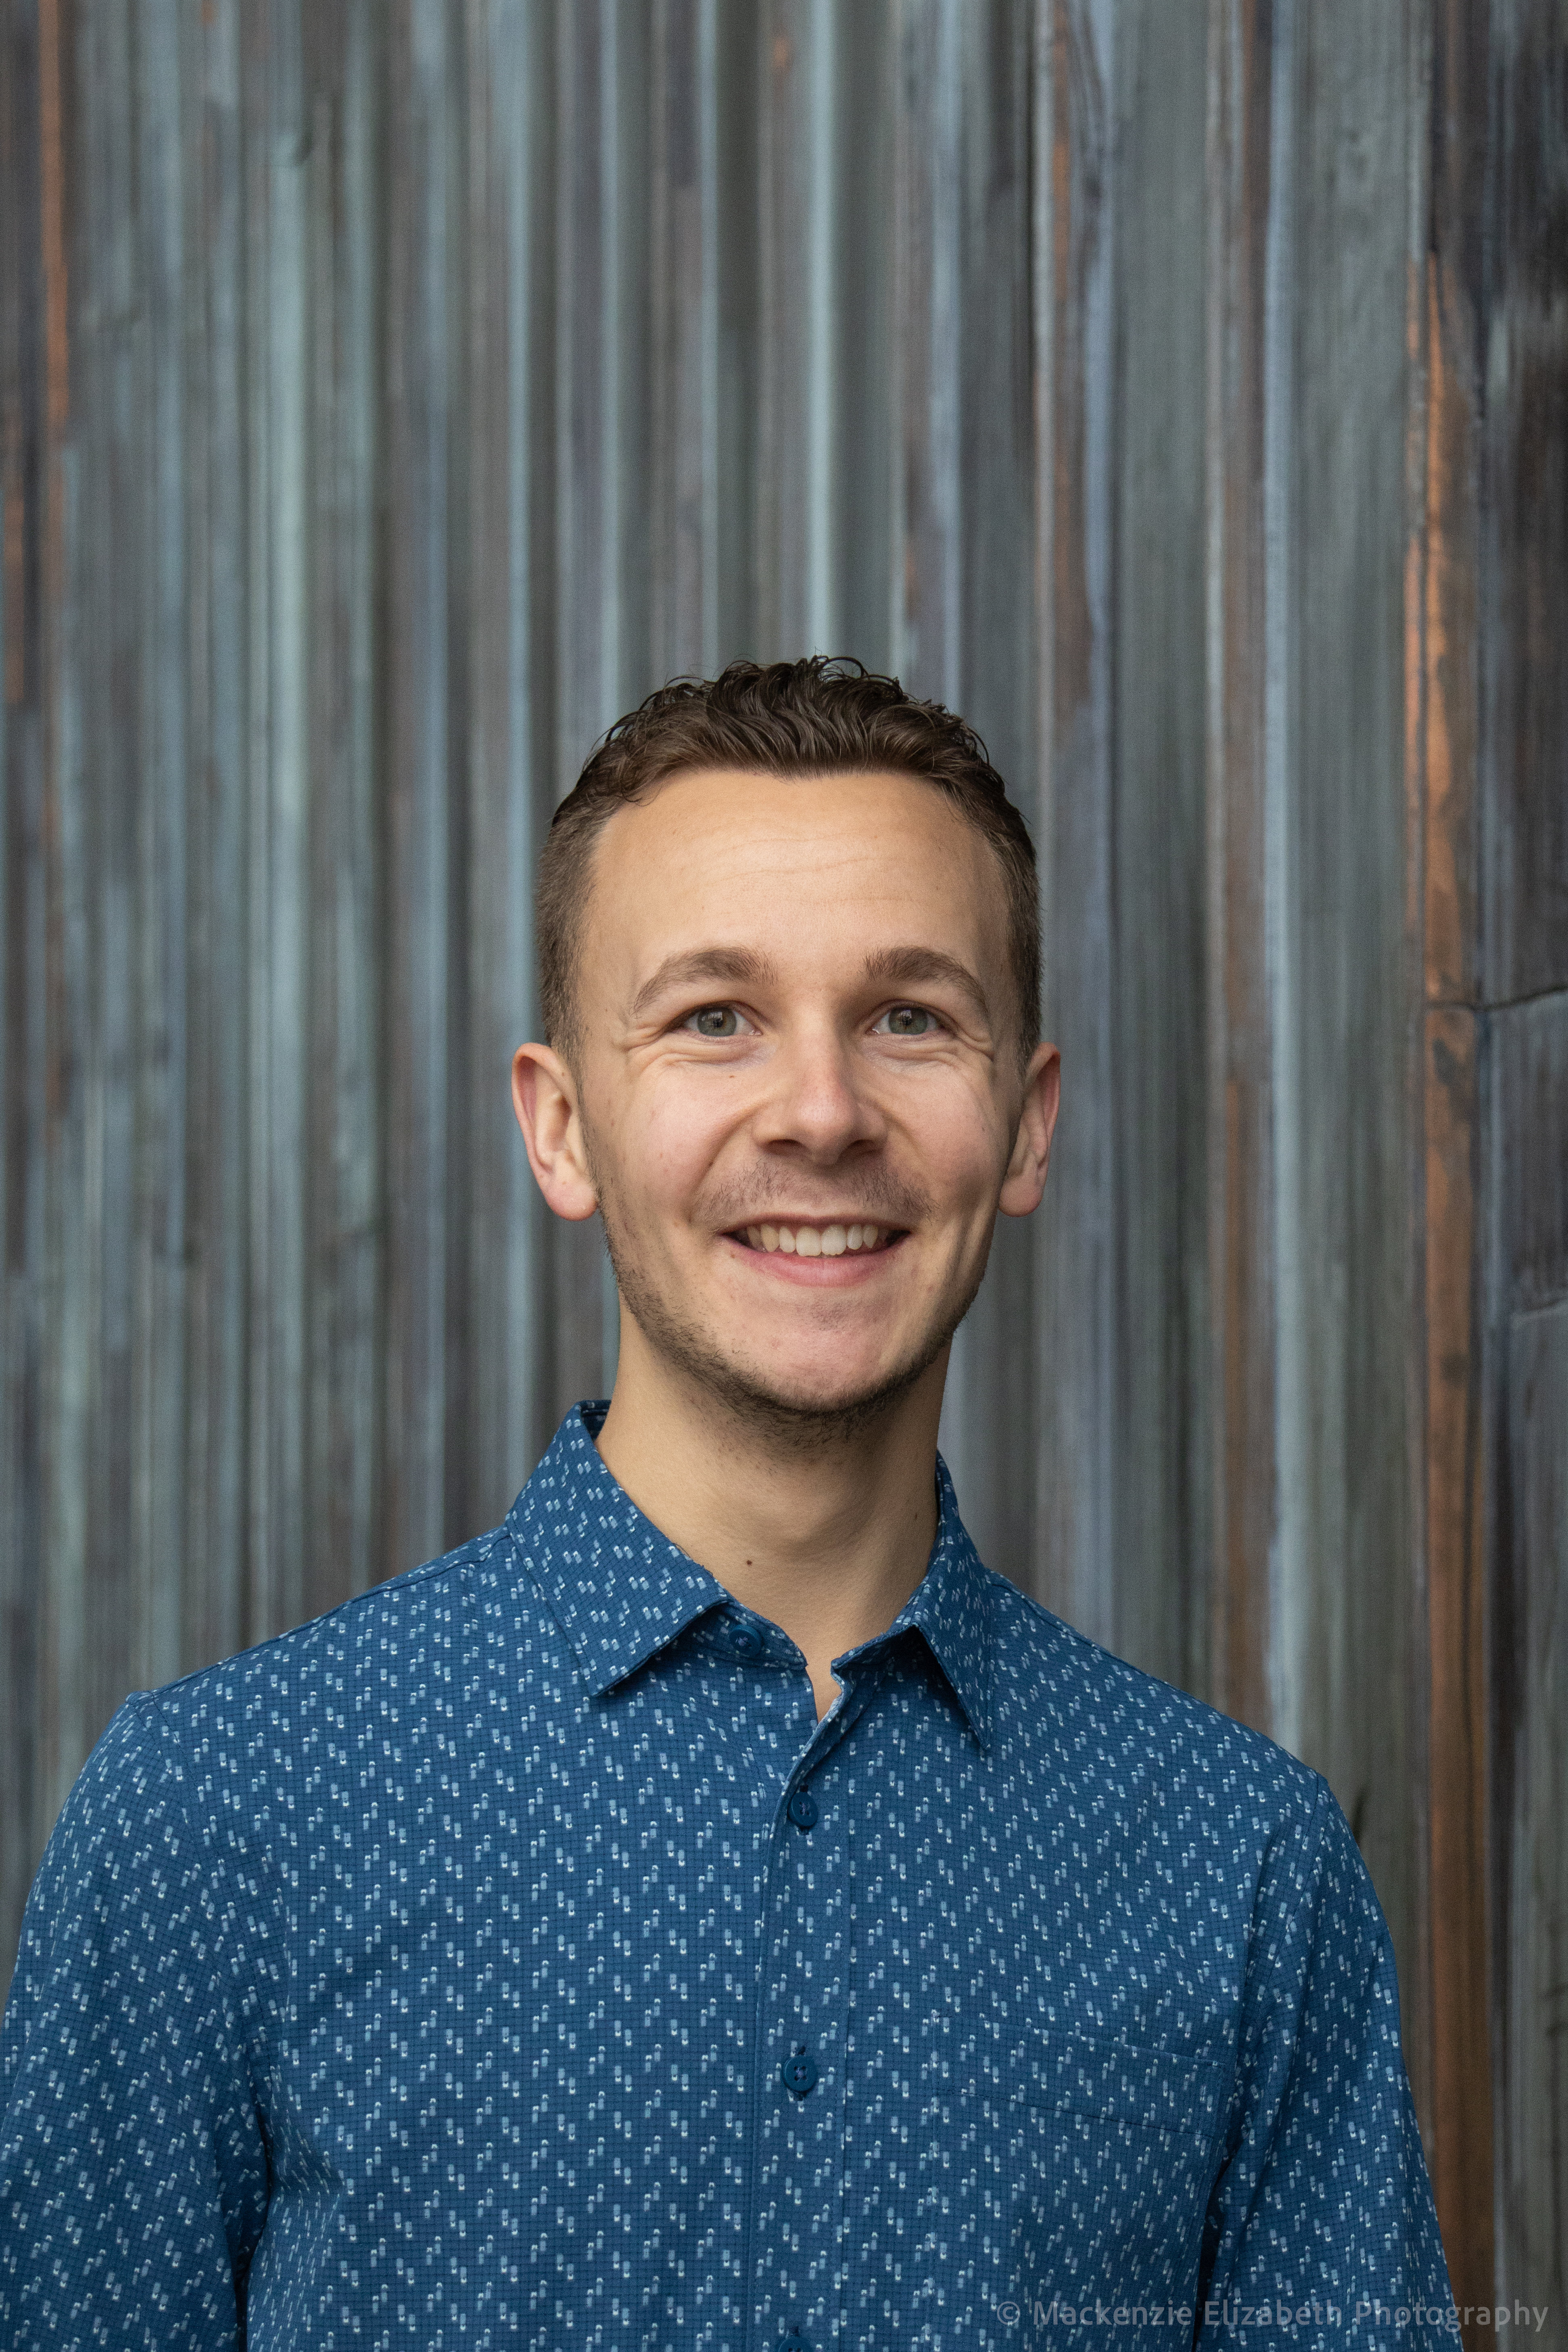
717, 1354, 927, 1420
674, 1349, 942, 1450
630, 1297, 947, 1446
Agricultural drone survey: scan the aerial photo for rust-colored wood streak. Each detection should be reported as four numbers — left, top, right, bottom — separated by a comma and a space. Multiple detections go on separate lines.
1422, 262, 1480, 1009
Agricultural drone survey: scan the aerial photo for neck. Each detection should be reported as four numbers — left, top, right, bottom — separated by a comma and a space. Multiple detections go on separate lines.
594, 1319, 948, 1719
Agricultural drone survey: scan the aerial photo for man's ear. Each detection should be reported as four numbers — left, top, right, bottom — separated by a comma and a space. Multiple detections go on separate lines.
512, 1042, 600, 1221
998, 1041, 1061, 1219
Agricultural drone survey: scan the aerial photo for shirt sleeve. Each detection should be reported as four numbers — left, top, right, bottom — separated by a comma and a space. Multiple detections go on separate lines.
1196, 1781, 1454, 2346
0, 1692, 270, 2349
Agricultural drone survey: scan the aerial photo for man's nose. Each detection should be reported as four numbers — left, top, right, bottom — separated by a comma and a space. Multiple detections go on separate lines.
752, 1024, 883, 1159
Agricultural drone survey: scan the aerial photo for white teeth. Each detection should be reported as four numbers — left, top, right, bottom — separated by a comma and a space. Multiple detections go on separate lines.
747, 1220, 888, 1254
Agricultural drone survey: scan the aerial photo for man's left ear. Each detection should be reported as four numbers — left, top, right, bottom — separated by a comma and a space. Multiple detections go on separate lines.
998, 1042, 1061, 1218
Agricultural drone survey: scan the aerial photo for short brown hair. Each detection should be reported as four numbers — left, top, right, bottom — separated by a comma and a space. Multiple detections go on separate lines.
537, 656, 1040, 1070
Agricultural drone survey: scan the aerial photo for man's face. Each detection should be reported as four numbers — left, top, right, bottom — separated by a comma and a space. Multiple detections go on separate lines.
520, 768, 1059, 1429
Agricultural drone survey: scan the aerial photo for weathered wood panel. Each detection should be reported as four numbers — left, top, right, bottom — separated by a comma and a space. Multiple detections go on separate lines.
1499, 1299, 1568, 2324
1417, 0, 1494, 2309
1430, 2, 1568, 2328
2, 5, 1565, 2327
919, 0, 1039, 1577
1483, 1, 1568, 1008
1204, 0, 1284, 1746
1422, 1000, 1492, 2300
0, 0, 48, 1995
1105, 0, 1211, 1703
1283, 0, 1421, 2055
1031, 0, 1117, 1652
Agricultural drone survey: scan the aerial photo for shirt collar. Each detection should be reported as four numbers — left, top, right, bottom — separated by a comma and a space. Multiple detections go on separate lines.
507, 1402, 994, 1749
857, 1452, 994, 1750
505, 1403, 729, 1697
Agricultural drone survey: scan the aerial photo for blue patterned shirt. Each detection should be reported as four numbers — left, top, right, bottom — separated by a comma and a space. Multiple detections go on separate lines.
2, 1403, 1449, 2349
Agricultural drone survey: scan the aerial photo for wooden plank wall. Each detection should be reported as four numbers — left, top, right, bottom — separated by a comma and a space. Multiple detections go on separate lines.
1416, 1, 1568, 2321
1471, 1, 1568, 2321
2, 1, 1564, 2325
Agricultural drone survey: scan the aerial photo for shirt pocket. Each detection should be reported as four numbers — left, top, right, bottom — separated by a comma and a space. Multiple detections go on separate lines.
1002, 2030, 1229, 2346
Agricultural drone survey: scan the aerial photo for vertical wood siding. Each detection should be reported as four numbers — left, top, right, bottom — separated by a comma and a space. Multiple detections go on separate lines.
2, 0, 1564, 2322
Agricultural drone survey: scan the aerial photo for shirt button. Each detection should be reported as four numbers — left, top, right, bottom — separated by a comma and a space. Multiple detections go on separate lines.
786, 1786, 818, 1830
780, 2049, 818, 2097
727, 1620, 762, 1657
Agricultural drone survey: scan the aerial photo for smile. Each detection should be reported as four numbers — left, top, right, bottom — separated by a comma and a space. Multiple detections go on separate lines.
731, 1221, 901, 1257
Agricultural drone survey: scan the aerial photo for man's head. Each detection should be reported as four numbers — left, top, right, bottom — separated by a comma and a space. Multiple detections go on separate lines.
514, 658, 1060, 1446
537, 658, 1041, 1079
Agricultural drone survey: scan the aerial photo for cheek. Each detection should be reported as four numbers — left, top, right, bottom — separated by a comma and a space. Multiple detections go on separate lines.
618, 1080, 739, 1210
891, 1072, 1009, 1208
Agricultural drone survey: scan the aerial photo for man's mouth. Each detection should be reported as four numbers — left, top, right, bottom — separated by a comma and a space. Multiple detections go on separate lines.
728, 1220, 903, 1258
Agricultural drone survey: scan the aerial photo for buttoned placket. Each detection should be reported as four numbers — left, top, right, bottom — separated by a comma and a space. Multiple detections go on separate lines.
728, 1620, 890, 2352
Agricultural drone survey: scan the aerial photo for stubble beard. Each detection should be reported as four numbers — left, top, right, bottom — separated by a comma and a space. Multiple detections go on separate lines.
592, 1166, 990, 1458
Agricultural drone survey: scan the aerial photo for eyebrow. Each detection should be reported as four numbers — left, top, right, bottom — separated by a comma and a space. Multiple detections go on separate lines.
629, 946, 780, 1021
864, 945, 992, 1026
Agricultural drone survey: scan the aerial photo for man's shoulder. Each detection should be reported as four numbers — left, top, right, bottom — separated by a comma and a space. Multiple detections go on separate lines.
148, 1510, 532, 1734
977, 1564, 1330, 1838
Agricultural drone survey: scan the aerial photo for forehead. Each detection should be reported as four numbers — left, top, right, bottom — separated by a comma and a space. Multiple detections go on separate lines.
587, 767, 1000, 967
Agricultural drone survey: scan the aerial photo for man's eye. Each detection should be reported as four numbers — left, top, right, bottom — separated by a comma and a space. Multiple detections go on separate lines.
686, 1005, 741, 1038
878, 1004, 938, 1036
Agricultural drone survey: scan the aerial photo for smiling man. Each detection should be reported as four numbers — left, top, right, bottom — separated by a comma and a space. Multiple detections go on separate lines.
2, 660, 1449, 2348
514, 730, 1054, 1729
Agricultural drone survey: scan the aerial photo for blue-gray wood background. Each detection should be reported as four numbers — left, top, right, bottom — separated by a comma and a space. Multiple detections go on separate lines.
3, 2, 1565, 2327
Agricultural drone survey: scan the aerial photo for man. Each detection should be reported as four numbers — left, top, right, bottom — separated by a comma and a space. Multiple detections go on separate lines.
2, 658, 1448, 2347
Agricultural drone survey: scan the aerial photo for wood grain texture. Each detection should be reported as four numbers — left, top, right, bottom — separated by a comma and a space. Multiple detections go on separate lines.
0, 0, 47, 1992
1104, 0, 1210, 1703
1420, 3, 1568, 2330
1489, 995, 1568, 2333
1031, 0, 1116, 1650
1499, 1299, 1568, 2326
1199, 0, 1423, 2014
1424, 1002, 1494, 2313
1284, 0, 1419, 2038
1483, 0, 1568, 1007
921, 0, 1037, 1579
1204, 0, 1278, 1742
2, 18, 1564, 2330
1411, 8, 1494, 2323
